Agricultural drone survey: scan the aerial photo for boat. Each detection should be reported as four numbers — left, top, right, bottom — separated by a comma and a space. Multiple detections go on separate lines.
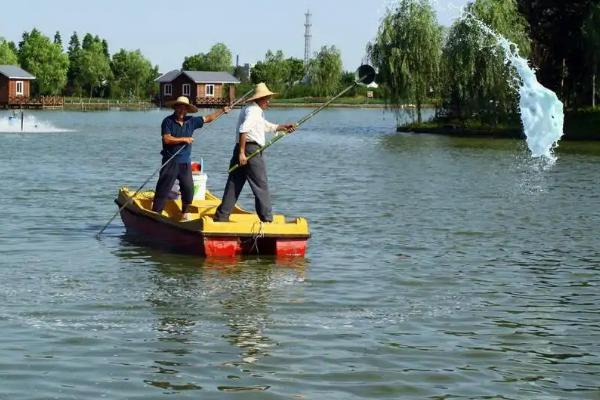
115, 187, 310, 257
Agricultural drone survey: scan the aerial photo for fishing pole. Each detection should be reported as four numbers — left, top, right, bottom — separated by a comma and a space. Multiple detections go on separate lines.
228, 65, 376, 173
96, 89, 254, 237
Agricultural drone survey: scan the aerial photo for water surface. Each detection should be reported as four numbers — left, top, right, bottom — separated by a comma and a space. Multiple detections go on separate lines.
0, 109, 599, 399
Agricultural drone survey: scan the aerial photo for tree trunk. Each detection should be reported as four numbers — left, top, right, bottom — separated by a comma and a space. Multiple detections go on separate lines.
593, 72, 596, 109
417, 99, 422, 124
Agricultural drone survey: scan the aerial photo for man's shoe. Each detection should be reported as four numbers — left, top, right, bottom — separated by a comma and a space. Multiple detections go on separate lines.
213, 216, 229, 222
180, 213, 193, 222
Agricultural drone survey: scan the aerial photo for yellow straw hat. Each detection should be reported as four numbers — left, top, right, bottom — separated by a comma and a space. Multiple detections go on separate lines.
246, 82, 277, 103
165, 96, 198, 113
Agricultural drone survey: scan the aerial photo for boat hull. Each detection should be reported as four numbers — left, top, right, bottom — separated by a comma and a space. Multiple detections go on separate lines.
117, 195, 308, 257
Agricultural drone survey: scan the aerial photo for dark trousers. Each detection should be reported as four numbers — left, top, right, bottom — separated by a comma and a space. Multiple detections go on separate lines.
214, 143, 272, 222
152, 160, 193, 214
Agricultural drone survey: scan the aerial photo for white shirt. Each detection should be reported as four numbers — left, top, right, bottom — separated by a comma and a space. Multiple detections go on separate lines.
236, 102, 278, 146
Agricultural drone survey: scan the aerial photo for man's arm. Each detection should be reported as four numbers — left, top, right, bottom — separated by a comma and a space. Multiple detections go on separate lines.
275, 124, 296, 133
203, 106, 231, 124
265, 119, 296, 134
163, 133, 193, 145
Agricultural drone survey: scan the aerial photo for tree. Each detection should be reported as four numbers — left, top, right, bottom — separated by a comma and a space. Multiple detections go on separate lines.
182, 43, 233, 71
54, 31, 62, 47
0, 38, 18, 65
583, 2, 600, 108
370, 0, 443, 123
440, 0, 531, 123
77, 41, 113, 97
18, 29, 69, 95
518, 0, 596, 107
74, 33, 112, 97
67, 32, 83, 95
285, 57, 305, 84
111, 49, 157, 98
251, 50, 289, 88
82, 33, 94, 50
308, 46, 343, 96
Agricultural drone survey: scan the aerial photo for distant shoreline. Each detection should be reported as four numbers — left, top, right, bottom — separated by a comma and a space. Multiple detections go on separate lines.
397, 110, 600, 140
3, 102, 389, 111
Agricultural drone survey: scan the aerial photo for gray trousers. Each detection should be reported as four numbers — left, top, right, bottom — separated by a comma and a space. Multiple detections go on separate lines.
214, 143, 273, 222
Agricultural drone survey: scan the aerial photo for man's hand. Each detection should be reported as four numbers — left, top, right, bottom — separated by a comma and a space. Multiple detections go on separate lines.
278, 123, 296, 133
184, 137, 194, 144
223, 106, 231, 114
238, 152, 248, 166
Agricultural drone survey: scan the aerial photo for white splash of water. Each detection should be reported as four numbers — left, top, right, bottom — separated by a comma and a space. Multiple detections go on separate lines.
0, 112, 72, 133
468, 16, 565, 162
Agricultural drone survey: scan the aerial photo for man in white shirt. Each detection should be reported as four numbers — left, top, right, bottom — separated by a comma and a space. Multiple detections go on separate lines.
214, 83, 295, 222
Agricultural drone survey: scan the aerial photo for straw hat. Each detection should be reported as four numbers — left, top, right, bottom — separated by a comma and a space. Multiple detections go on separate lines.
246, 83, 277, 103
166, 96, 198, 113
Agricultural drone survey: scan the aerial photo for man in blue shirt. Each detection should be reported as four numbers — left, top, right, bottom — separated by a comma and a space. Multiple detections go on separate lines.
152, 96, 229, 220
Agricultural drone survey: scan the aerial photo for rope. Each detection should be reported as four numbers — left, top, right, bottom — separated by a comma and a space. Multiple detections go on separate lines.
250, 221, 266, 256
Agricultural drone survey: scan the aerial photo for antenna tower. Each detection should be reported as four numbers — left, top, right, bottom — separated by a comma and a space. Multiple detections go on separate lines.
304, 10, 312, 67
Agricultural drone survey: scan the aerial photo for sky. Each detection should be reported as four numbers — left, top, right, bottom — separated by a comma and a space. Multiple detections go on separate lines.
3, 0, 469, 73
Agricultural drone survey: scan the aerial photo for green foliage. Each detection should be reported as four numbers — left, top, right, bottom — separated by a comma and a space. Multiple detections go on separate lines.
69, 33, 112, 97
67, 32, 82, 95
77, 41, 113, 97
251, 50, 287, 88
583, 3, 600, 65
53, 31, 62, 47
0, 38, 18, 65
441, 0, 531, 123
18, 29, 69, 95
286, 57, 305, 84
250, 51, 306, 93
307, 46, 343, 96
182, 43, 233, 71
110, 49, 158, 99
582, 2, 600, 107
517, 0, 595, 107
369, 0, 443, 123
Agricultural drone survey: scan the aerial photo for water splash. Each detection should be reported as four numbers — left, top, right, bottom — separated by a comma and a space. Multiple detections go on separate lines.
467, 15, 565, 162
0, 112, 72, 133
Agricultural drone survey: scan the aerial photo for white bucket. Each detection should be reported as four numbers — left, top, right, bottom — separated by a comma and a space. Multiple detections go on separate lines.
192, 173, 207, 200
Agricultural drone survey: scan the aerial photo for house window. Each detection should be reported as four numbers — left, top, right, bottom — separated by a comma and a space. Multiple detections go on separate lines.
205, 84, 215, 97
182, 83, 191, 96
16, 81, 24, 96
164, 83, 172, 96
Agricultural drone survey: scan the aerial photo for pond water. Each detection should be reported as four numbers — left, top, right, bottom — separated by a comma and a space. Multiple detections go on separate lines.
0, 108, 599, 399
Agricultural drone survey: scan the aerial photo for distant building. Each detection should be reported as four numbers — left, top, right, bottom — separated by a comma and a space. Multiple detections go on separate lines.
155, 70, 240, 108
0, 65, 35, 108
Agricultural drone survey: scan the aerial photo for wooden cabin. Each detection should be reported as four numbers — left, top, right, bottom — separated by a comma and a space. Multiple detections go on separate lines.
0, 65, 35, 108
155, 70, 240, 108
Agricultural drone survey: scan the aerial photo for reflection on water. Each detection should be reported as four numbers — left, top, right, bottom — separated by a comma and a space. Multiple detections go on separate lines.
114, 239, 306, 394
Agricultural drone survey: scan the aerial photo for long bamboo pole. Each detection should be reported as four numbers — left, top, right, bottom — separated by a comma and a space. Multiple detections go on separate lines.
228, 71, 373, 173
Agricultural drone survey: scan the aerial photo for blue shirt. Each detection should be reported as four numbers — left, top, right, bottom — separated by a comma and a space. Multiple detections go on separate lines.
161, 114, 204, 163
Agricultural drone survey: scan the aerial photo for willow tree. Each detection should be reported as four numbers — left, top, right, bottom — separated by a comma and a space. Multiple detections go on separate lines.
441, 0, 531, 123
369, 0, 442, 123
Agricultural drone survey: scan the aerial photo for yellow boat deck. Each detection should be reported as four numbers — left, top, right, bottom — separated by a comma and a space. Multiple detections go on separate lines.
117, 187, 310, 238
